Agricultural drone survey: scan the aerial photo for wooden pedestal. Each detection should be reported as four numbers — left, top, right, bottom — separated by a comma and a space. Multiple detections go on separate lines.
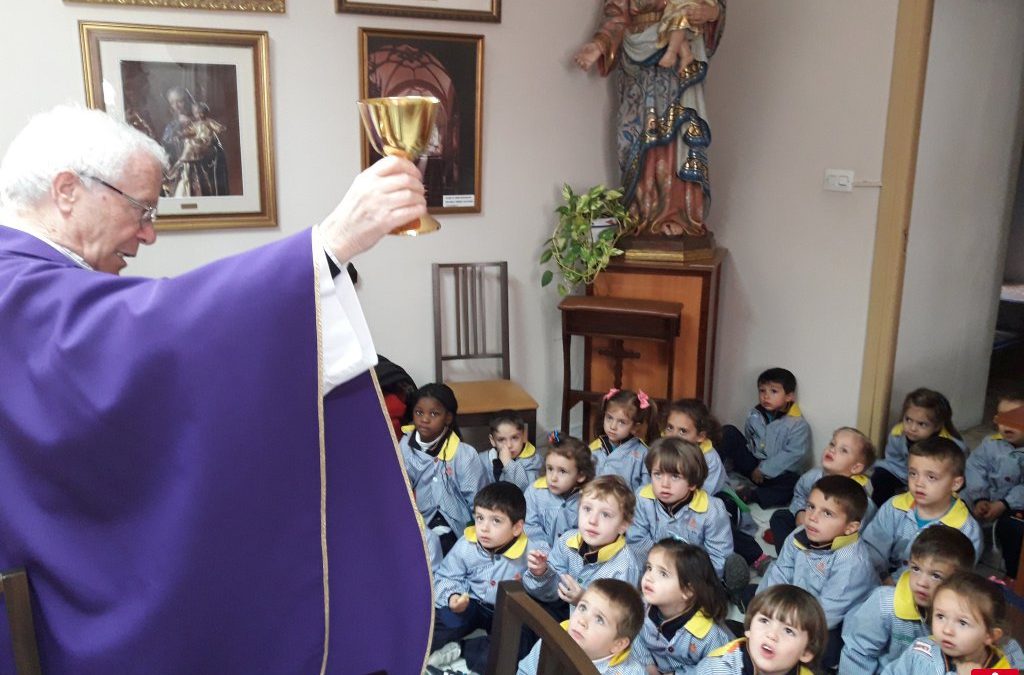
585, 250, 724, 425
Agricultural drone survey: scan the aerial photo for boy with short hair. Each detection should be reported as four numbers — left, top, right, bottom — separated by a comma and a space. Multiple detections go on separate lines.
483, 410, 543, 491
769, 426, 876, 547
517, 578, 647, 675
524, 475, 642, 605
524, 433, 596, 551
839, 526, 976, 674
695, 584, 826, 675
755, 475, 878, 669
430, 481, 530, 671
861, 437, 983, 581
992, 399, 1024, 578
719, 367, 812, 507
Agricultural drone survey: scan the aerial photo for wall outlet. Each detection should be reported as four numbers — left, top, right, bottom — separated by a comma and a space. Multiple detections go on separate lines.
824, 169, 854, 192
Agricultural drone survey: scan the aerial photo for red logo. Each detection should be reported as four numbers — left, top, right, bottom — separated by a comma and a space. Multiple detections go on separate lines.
972, 670, 1019, 675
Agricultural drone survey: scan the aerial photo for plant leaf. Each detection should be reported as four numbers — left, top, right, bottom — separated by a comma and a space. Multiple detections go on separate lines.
541, 269, 553, 287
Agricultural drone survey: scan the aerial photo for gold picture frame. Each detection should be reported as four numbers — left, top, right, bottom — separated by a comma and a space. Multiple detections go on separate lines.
80, 21, 277, 231
339, 0, 499, 23
66, 0, 285, 13
360, 28, 484, 215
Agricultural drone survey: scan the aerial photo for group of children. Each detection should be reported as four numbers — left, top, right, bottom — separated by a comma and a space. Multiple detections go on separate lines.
397, 371, 1024, 674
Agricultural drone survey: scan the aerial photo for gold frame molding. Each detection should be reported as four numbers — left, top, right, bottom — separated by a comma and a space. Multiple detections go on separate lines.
857, 0, 935, 444
66, 0, 284, 13
79, 21, 278, 231
359, 27, 484, 215
338, 0, 499, 23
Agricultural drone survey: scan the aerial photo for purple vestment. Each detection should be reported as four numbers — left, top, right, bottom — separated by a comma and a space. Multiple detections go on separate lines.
0, 225, 432, 674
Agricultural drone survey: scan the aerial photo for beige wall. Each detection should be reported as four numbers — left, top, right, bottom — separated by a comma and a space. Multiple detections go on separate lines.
891, 0, 1024, 429
3, 1, 1021, 454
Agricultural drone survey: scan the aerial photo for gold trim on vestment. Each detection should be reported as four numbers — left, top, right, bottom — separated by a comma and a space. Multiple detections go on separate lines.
311, 227, 331, 675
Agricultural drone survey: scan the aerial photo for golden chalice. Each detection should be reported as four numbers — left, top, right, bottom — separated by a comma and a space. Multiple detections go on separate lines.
357, 95, 441, 236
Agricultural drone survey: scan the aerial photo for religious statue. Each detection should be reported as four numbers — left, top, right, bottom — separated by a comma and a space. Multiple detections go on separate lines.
575, 0, 725, 241
160, 86, 230, 197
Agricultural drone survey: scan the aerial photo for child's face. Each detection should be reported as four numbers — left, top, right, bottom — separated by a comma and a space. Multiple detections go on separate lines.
907, 555, 958, 608
412, 396, 451, 443
903, 405, 939, 443
545, 454, 584, 496
802, 489, 858, 544
641, 548, 690, 609
931, 588, 1002, 662
603, 404, 639, 444
472, 505, 523, 550
821, 430, 866, 476
578, 494, 629, 547
567, 590, 630, 660
745, 611, 814, 675
663, 411, 706, 445
489, 422, 526, 458
758, 381, 794, 413
907, 455, 963, 509
650, 462, 696, 505
995, 399, 1024, 447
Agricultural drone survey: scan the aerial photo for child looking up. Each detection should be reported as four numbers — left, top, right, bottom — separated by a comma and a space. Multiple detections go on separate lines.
524, 432, 596, 551
524, 475, 642, 607
626, 437, 743, 589
839, 526, 977, 674
430, 481, 530, 672
862, 437, 982, 581
483, 410, 543, 491
755, 475, 879, 670
719, 367, 811, 507
517, 578, 647, 675
695, 584, 827, 675
400, 383, 487, 554
662, 398, 726, 496
592, 388, 659, 491
632, 540, 733, 674
881, 572, 1024, 674
769, 426, 876, 547
871, 388, 963, 507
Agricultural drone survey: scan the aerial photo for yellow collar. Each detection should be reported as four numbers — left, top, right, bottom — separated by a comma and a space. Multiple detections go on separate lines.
709, 637, 744, 657
518, 442, 537, 459
699, 438, 714, 454
400, 425, 462, 461
787, 402, 803, 418
463, 526, 528, 559
558, 620, 632, 667
533, 476, 548, 489
566, 533, 627, 563
992, 432, 1004, 441
794, 530, 859, 551
891, 493, 970, 528
893, 571, 923, 621
850, 473, 869, 487
684, 609, 714, 639
638, 486, 709, 513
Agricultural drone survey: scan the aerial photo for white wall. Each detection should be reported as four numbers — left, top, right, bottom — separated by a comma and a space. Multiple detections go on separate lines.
891, 0, 1024, 429
1005, 157, 1024, 283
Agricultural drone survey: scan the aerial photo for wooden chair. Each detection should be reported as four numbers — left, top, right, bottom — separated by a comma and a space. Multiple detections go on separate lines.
484, 580, 597, 675
0, 568, 42, 675
432, 262, 539, 444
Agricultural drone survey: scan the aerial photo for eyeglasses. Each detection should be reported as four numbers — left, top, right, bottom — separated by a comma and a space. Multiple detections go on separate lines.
80, 174, 158, 225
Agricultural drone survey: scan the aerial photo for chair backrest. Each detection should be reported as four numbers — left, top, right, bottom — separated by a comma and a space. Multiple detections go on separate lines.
0, 568, 42, 675
432, 262, 510, 383
484, 580, 598, 675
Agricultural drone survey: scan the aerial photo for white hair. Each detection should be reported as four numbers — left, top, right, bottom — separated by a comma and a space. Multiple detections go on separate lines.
0, 104, 168, 211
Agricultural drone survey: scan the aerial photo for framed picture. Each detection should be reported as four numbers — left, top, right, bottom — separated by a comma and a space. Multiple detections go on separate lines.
360, 28, 483, 214
66, 0, 285, 13
79, 21, 277, 231
338, 0, 499, 23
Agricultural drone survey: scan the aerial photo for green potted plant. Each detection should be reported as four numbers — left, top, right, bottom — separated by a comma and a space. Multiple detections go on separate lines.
540, 184, 636, 295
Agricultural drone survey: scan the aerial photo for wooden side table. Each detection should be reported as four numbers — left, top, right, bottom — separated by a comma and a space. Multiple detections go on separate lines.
558, 296, 682, 435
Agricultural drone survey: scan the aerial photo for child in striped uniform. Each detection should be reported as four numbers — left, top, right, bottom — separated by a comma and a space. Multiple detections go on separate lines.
694, 585, 826, 675
754, 475, 879, 670
662, 398, 726, 496
840, 526, 977, 674
400, 383, 487, 555
769, 426, 877, 552
631, 539, 733, 674
881, 571, 1024, 674
524, 432, 596, 551
870, 388, 964, 508
591, 388, 659, 491
524, 475, 642, 607
626, 437, 743, 588
430, 481, 530, 672
481, 410, 543, 491
862, 437, 982, 581
517, 579, 647, 675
